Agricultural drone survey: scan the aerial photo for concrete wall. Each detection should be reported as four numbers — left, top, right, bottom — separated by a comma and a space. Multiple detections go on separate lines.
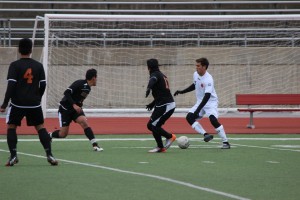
1, 47, 299, 109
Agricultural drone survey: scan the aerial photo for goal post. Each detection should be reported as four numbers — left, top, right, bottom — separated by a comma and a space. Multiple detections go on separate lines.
42, 14, 300, 115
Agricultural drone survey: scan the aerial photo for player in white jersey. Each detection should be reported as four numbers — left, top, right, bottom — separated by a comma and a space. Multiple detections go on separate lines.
174, 58, 230, 149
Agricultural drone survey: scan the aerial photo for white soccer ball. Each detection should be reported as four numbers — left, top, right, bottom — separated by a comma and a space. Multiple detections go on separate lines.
177, 136, 190, 149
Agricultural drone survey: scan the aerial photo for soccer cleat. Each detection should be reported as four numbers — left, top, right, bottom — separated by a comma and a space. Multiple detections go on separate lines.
93, 143, 104, 152
204, 134, 214, 142
165, 134, 177, 149
5, 156, 19, 166
221, 143, 231, 149
148, 147, 166, 153
47, 155, 58, 166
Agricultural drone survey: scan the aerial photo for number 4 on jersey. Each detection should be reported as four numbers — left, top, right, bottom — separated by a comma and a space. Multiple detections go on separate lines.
23, 68, 33, 84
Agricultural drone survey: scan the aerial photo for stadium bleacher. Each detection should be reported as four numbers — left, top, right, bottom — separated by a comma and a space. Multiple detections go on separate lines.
1, 0, 300, 46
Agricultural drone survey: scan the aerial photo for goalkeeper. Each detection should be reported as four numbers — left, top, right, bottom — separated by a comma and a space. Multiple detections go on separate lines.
145, 59, 176, 153
174, 58, 230, 149
50, 69, 103, 152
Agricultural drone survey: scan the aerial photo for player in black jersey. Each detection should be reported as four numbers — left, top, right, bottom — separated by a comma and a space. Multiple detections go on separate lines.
0, 38, 58, 166
145, 59, 176, 153
50, 69, 103, 152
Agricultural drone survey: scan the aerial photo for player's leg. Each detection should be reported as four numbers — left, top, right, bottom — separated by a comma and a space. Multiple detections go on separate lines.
75, 115, 103, 152
186, 104, 213, 142
50, 108, 71, 138
147, 119, 165, 152
5, 105, 22, 166
206, 105, 230, 149
154, 103, 176, 149
28, 107, 58, 165
147, 106, 166, 152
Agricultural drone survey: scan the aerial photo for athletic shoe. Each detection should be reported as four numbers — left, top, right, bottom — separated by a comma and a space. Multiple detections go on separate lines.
148, 147, 166, 153
204, 134, 214, 142
5, 156, 19, 166
47, 155, 58, 166
93, 143, 104, 152
165, 134, 177, 149
221, 143, 231, 149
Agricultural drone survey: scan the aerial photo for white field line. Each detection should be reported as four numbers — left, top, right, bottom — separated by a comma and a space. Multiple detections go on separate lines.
0, 148, 250, 200
1, 137, 300, 142
225, 143, 300, 152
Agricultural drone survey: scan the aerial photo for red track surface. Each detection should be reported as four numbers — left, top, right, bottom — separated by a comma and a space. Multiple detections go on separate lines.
0, 117, 299, 135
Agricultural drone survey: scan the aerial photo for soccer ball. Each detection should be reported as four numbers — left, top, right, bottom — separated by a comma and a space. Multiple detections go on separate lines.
177, 136, 190, 149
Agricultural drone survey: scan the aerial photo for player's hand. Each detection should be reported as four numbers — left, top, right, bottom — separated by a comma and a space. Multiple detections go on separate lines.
73, 104, 82, 114
0, 103, 7, 112
146, 103, 155, 111
145, 88, 151, 98
174, 90, 182, 96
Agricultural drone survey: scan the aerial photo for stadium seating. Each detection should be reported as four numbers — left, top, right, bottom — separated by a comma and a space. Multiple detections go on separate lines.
1, 0, 300, 46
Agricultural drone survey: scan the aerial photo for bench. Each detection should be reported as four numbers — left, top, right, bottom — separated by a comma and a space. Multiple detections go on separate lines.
236, 94, 300, 128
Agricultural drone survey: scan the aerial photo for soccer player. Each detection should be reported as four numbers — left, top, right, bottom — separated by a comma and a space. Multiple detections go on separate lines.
145, 58, 176, 153
174, 58, 230, 149
0, 38, 58, 166
49, 68, 103, 152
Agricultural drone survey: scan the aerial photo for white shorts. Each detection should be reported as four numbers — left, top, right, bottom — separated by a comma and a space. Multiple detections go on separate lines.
189, 101, 219, 119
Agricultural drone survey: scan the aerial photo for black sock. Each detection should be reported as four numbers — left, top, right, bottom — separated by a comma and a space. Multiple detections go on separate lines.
7, 128, 17, 157
51, 130, 60, 138
38, 128, 52, 156
84, 127, 95, 141
152, 126, 171, 139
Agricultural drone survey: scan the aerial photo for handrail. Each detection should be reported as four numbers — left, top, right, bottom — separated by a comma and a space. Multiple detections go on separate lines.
1, 9, 300, 14
0, 1, 299, 5
0, 18, 11, 46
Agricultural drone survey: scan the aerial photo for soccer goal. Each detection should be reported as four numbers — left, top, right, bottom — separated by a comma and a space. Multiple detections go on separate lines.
42, 14, 300, 114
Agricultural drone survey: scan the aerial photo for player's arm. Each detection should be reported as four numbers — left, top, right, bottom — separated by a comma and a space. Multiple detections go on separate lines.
194, 93, 211, 115
39, 66, 47, 97
64, 81, 82, 113
1, 81, 16, 110
39, 80, 46, 97
174, 83, 195, 96
145, 76, 158, 98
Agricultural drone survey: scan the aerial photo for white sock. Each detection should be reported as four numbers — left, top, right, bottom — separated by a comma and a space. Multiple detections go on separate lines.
192, 122, 206, 135
90, 138, 97, 144
215, 125, 228, 142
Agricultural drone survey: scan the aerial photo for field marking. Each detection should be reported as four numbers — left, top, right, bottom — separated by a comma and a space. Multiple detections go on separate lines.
1, 137, 300, 143
227, 143, 300, 152
0, 148, 250, 200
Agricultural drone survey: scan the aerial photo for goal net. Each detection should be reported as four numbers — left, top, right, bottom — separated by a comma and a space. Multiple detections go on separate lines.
43, 14, 300, 113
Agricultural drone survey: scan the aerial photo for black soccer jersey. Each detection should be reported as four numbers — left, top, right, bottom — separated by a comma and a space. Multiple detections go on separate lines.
60, 79, 91, 110
6, 58, 46, 107
148, 70, 174, 106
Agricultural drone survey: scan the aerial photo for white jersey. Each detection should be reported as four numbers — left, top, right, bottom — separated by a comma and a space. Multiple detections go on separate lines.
193, 71, 218, 103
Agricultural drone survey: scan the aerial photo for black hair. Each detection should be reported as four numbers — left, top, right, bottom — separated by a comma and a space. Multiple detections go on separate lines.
196, 57, 209, 69
147, 58, 160, 69
86, 68, 97, 80
18, 38, 32, 55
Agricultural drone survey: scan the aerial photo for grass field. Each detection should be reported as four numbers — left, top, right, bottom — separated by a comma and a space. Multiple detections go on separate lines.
1, 134, 300, 200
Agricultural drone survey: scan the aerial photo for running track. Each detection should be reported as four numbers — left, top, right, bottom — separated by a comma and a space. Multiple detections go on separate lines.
0, 117, 299, 135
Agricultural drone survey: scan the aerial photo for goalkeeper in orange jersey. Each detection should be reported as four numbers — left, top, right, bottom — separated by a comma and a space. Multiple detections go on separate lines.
145, 58, 176, 153
50, 68, 103, 152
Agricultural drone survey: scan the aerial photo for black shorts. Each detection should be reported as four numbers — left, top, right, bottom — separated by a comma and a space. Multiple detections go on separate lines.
58, 106, 85, 127
150, 102, 176, 127
6, 105, 44, 126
